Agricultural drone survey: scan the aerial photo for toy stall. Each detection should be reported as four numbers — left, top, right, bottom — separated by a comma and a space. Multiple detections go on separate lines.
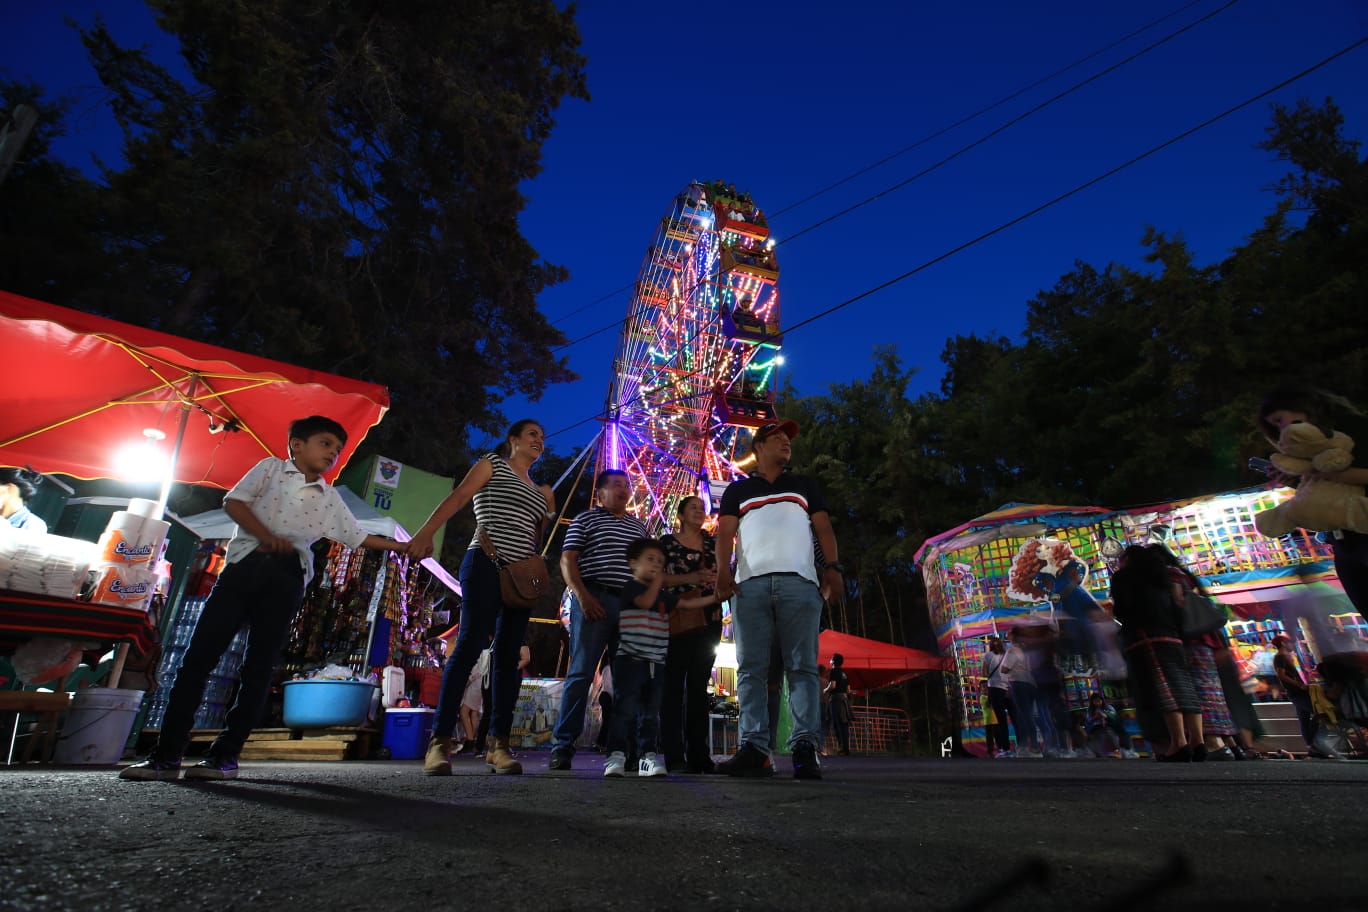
915, 486, 1366, 757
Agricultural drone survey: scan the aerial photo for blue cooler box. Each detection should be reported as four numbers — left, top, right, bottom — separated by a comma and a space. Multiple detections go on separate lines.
383, 708, 435, 759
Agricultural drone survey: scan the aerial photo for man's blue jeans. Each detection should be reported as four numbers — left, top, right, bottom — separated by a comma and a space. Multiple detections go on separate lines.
552, 586, 622, 751
733, 573, 822, 752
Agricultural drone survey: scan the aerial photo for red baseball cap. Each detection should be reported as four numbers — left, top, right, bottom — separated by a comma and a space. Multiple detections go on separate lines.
754, 420, 799, 447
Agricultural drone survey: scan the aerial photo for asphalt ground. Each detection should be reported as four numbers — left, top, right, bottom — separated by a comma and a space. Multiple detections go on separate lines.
1, 753, 1364, 912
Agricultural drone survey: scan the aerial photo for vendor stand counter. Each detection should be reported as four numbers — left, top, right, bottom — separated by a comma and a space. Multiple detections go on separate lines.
0, 589, 158, 688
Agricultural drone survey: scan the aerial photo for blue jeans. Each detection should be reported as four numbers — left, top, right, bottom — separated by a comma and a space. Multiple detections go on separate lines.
733, 573, 822, 752
609, 655, 663, 757
157, 551, 303, 759
433, 549, 531, 740
552, 585, 622, 751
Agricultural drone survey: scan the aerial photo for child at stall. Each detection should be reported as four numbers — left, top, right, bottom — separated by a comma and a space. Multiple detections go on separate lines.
121, 416, 403, 781
603, 538, 714, 778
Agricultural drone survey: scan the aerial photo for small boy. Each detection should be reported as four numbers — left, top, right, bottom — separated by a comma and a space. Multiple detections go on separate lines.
604, 538, 713, 778
121, 416, 402, 781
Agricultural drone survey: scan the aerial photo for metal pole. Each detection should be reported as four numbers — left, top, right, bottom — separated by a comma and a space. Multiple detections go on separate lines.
156, 376, 199, 513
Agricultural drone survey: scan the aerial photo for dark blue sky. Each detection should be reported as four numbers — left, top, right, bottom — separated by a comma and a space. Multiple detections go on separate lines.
8, 0, 1368, 457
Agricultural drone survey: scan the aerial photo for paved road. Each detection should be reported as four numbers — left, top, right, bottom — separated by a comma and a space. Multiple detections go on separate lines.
2, 754, 1364, 911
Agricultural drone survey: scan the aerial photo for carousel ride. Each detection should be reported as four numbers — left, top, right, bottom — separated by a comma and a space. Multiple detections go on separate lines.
594, 181, 785, 532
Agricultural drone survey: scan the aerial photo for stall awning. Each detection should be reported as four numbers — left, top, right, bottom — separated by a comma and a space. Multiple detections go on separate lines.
818, 629, 950, 692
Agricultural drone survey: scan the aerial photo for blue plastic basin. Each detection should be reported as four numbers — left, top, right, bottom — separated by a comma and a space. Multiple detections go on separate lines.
282, 679, 376, 728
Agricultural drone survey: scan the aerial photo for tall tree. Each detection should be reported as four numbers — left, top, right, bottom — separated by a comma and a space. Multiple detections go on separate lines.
3, 1, 589, 475
0, 81, 113, 303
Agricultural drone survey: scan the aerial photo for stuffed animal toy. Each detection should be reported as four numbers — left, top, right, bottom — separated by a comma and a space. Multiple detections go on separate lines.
1254, 422, 1368, 536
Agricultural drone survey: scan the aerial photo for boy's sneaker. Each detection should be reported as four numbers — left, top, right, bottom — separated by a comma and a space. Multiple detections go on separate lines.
548, 746, 573, 771
639, 752, 667, 778
792, 741, 822, 780
716, 742, 774, 778
119, 757, 182, 781
184, 755, 239, 781
603, 751, 627, 778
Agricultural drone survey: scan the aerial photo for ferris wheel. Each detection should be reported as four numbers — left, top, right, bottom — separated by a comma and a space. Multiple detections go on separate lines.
595, 180, 785, 532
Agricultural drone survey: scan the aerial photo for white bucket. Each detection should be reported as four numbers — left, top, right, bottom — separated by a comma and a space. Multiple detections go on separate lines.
53, 688, 145, 765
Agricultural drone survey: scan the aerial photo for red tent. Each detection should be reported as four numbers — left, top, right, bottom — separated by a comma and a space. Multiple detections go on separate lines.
0, 290, 389, 489
818, 629, 950, 692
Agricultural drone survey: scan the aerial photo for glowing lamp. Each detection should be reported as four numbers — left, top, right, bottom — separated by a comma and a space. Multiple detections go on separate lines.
115, 428, 169, 484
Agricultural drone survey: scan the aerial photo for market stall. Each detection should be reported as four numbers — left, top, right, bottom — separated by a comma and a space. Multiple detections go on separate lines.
153, 490, 461, 737
914, 487, 1365, 756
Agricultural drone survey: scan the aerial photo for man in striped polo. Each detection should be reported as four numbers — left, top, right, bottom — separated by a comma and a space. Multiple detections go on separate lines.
715, 420, 844, 780
548, 469, 649, 771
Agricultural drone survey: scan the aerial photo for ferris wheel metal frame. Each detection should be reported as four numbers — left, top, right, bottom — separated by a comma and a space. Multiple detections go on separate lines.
595, 180, 786, 533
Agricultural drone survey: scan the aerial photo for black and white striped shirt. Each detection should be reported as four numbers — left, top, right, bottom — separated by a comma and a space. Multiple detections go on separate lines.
562, 507, 649, 589
468, 454, 546, 561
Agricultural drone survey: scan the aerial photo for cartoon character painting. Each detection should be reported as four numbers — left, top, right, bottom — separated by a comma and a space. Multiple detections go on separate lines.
1007, 538, 1105, 664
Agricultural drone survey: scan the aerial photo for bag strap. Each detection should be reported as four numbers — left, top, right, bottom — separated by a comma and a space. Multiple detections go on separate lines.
477, 527, 504, 567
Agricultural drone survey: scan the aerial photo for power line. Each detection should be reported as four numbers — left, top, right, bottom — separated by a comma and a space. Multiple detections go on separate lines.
777, 0, 1242, 246
768, 0, 1210, 219
781, 38, 1367, 332
548, 0, 1242, 354
540, 0, 1215, 333
544, 36, 1367, 442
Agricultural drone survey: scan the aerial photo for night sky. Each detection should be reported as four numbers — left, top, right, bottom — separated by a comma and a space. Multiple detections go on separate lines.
8, 0, 1368, 457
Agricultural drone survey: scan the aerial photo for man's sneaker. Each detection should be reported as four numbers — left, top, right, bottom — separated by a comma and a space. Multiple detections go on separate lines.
792, 741, 822, 780
603, 751, 627, 778
548, 746, 573, 771
716, 742, 774, 778
184, 755, 239, 781
639, 752, 667, 778
119, 757, 182, 781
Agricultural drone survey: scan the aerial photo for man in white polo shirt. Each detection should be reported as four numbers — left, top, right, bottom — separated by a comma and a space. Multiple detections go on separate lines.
715, 420, 844, 780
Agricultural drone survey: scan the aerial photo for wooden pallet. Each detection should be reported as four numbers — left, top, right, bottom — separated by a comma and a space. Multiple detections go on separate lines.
141, 725, 377, 761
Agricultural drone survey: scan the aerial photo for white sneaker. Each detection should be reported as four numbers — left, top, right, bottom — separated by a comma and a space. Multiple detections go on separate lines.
639, 752, 667, 777
603, 751, 627, 778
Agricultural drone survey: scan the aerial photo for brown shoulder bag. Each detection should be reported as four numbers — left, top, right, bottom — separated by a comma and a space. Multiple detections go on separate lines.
477, 528, 550, 609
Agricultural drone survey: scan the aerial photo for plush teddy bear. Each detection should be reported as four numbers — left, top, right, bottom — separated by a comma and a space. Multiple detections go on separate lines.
1254, 421, 1368, 536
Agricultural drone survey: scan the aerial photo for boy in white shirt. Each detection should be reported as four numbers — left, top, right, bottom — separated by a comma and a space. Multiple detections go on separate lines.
121, 416, 402, 781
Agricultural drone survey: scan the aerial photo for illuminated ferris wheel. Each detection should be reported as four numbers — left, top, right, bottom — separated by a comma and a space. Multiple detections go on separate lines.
596, 180, 785, 532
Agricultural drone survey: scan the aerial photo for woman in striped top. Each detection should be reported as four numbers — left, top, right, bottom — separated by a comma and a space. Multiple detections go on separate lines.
407, 419, 556, 775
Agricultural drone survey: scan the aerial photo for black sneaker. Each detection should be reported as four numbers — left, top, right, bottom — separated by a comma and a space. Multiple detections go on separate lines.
184, 755, 239, 780
119, 757, 182, 781
548, 746, 573, 771
792, 741, 822, 780
716, 742, 774, 778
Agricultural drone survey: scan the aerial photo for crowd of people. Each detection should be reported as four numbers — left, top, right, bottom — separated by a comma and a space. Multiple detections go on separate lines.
109, 382, 1365, 781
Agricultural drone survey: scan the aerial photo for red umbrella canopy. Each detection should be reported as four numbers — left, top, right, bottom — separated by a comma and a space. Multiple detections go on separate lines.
0, 291, 389, 488
818, 629, 951, 692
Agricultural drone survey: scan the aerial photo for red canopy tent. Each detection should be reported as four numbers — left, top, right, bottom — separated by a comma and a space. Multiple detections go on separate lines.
0, 290, 389, 492
817, 629, 950, 692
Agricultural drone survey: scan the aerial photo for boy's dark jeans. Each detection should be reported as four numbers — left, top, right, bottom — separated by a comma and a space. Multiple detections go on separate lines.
155, 551, 304, 760
609, 655, 664, 758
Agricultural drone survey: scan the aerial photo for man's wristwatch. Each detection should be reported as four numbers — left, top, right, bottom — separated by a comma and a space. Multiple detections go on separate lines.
825, 562, 845, 573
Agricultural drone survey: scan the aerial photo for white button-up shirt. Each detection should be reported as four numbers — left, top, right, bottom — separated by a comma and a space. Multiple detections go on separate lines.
222, 457, 367, 586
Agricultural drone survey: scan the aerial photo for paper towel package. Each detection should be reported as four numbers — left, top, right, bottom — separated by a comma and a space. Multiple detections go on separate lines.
96, 512, 170, 565
84, 563, 157, 606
